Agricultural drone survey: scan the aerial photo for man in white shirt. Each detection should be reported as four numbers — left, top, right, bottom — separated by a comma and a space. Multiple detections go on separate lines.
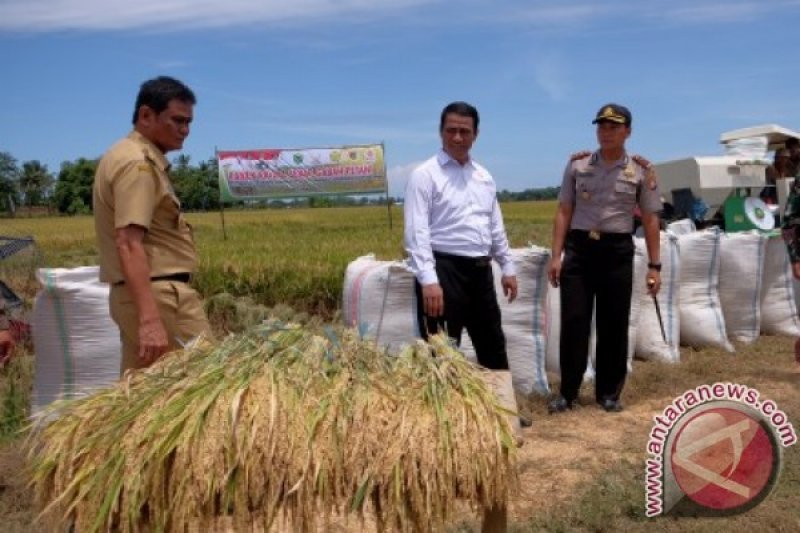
404, 101, 517, 370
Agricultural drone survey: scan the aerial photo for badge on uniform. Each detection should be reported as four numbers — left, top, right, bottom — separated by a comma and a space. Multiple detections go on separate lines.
646, 167, 658, 190
581, 190, 591, 201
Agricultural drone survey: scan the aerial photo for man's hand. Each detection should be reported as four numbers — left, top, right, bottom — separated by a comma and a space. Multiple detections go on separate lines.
501, 275, 518, 303
548, 256, 562, 288
421, 283, 444, 317
647, 271, 662, 296
0, 329, 16, 368
793, 261, 800, 280
138, 316, 169, 365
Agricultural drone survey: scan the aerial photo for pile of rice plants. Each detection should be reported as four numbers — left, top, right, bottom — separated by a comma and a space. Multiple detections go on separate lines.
27, 323, 518, 532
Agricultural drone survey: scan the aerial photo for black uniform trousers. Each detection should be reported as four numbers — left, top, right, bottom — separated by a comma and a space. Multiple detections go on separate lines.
414, 251, 509, 370
559, 230, 634, 403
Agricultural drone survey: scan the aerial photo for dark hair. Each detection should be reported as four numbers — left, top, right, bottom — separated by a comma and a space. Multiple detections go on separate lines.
786, 137, 800, 149
132, 76, 196, 124
439, 101, 479, 132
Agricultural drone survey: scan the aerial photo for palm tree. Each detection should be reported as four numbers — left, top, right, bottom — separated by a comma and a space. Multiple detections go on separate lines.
19, 160, 54, 210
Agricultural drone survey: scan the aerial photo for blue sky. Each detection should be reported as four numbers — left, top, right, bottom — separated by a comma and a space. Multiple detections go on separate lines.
2, 0, 800, 197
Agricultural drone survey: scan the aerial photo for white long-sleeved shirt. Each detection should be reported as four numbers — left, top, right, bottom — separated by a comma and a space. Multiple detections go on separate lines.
404, 150, 516, 285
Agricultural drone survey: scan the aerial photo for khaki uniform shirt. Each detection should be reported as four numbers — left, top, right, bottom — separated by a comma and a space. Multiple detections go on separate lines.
94, 130, 197, 284
559, 151, 663, 233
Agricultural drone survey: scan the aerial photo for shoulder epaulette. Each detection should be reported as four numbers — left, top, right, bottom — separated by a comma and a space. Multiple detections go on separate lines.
569, 150, 591, 162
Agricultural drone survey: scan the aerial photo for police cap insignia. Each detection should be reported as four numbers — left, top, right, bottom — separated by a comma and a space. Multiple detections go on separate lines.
592, 103, 632, 126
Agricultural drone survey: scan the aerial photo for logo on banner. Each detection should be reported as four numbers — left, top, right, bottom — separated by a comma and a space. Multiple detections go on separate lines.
645, 383, 796, 517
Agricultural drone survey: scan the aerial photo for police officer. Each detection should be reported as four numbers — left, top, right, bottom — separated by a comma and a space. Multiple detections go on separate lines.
93, 76, 212, 375
548, 103, 662, 413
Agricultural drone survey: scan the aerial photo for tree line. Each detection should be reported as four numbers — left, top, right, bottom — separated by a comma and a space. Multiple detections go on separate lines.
0, 150, 559, 217
0, 151, 220, 216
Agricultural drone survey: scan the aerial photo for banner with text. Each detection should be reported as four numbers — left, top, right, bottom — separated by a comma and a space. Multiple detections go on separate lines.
217, 145, 386, 201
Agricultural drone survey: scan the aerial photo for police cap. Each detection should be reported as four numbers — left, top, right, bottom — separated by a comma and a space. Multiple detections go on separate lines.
592, 103, 632, 126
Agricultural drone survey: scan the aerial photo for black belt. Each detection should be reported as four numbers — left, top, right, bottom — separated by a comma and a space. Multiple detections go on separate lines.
568, 229, 631, 242
114, 272, 191, 286
433, 251, 491, 267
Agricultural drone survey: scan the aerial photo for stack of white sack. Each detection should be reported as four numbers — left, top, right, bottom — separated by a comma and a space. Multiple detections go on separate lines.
343, 249, 551, 396
719, 231, 767, 343
677, 228, 734, 352
31, 266, 121, 414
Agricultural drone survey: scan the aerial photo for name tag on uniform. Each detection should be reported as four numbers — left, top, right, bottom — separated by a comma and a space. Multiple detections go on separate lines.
576, 171, 594, 178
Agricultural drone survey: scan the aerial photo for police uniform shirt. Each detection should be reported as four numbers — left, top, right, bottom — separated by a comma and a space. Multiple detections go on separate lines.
559, 151, 663, 233
94, 130, 197, 284
404, 150, 516, 285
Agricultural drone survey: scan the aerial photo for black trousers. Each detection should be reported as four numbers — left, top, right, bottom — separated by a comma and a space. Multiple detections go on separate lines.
414, 252, 509, 370
559, 231, 633, 403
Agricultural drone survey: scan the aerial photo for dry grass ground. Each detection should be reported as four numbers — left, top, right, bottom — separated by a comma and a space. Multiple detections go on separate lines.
2, 336, 797, 532
1, 205, 798, 530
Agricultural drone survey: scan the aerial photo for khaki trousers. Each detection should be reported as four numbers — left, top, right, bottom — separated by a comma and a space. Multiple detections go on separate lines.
109, 280, 212, 375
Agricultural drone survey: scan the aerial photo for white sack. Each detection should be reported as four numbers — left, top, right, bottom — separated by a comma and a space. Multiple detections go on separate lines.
459, 246, 551, 396
32, 266, 121, 413
342, 255, 417, 353
719, 231, 766, 343
666, 219, 696, 236
635, 232, 681, 362
677, 229, 734, 352
544, 285, 596, 384
761, 234, 800, 336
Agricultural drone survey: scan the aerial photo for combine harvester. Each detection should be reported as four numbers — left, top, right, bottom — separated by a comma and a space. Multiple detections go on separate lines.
654, 124, 800, 232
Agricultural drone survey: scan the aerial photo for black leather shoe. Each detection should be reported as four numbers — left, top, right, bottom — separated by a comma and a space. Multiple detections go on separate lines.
598, 398, 624, 412
548, 395, 572, 414
519, 416, 533, 428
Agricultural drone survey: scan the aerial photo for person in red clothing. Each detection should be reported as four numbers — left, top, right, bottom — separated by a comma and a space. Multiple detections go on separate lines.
0, 292, 16, 367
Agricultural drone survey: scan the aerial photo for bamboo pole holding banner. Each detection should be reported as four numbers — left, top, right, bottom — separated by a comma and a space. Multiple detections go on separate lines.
215, 147, 228, 240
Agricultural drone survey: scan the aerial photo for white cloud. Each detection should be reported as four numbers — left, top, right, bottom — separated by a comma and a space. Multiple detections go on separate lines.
496, 0, 798, 30
387, 161, 421, 198
275, 122, 435, 145
532, 54, 569, 102
0, 0, 434, 32
508, 4, 608, 26
3, 0, 794, 33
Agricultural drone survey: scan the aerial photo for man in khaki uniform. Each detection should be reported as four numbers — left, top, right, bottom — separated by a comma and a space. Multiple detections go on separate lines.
94, 76, 211, 375
548, 103, 662, 414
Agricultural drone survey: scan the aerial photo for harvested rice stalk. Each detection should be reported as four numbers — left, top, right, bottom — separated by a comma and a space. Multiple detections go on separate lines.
27, 324, 518, 532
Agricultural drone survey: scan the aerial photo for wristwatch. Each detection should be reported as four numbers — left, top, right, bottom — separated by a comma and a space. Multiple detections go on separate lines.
647, 262, 662, 272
